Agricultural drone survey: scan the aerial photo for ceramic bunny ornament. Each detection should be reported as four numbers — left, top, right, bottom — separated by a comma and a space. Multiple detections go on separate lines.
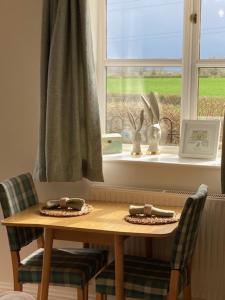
141, 93, 161, 154
127, 109, 144, 156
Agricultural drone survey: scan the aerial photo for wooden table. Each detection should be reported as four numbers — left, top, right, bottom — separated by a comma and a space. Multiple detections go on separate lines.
2, 201, 181, 300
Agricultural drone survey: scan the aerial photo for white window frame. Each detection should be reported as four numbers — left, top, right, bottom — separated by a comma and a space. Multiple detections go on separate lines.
96, 0, 225, 141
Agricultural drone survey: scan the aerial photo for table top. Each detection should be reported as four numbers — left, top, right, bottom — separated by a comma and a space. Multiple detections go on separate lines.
1, 200, 182, 237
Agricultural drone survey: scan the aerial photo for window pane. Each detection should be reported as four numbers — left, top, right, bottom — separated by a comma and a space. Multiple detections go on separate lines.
198, 68, 225, 144
198, 68, 225, 119
107, 0, 184, 59
106, 67, 182, 145
200, 0, 225, 59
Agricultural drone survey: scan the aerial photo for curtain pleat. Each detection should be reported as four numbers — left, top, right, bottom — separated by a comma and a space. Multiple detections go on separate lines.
34, 0, 103, 182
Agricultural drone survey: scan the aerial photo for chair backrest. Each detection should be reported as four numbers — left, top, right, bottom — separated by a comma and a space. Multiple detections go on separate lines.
0, 173, 43, 251
171, 184, 208, 270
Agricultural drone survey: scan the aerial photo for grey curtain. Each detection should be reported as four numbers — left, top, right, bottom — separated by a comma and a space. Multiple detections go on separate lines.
34, 0, 103, 182
221, 115, 225, 192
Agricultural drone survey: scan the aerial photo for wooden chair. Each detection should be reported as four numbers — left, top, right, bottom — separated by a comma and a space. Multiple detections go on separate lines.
0, 173, 108, 300
95, 184, 208, 300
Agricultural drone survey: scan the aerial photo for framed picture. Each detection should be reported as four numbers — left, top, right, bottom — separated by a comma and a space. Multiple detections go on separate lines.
179, 119, 221, 159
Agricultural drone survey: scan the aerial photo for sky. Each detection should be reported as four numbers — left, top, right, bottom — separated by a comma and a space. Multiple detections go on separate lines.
107, 0, 225, 59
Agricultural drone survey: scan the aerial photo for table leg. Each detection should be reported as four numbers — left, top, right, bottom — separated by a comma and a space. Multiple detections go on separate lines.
40, 228, 53, 300
114, 235, 125, 300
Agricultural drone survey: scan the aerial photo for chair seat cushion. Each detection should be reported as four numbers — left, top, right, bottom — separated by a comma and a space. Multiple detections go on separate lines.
19, 248, 108, 287
96, 255, 187, 300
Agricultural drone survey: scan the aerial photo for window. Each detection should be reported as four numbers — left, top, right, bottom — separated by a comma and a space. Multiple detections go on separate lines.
107, 0, 183, 59
97, 0, 225, 148
106, 66, 182, 145
200, 0, 225, 59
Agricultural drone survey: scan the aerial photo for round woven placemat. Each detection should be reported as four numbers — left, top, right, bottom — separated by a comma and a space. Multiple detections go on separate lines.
124, 213, 180, 225
40, 204, 93, 217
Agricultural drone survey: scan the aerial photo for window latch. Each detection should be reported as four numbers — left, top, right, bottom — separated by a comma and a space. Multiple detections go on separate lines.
190, 13, 197, 24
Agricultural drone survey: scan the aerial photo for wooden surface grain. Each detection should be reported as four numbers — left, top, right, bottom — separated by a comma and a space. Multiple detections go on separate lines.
1, 200, 182, 237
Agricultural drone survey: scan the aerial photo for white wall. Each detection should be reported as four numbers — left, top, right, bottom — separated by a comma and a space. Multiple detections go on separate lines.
103, 161, 221, 193
0, 0, 88, 284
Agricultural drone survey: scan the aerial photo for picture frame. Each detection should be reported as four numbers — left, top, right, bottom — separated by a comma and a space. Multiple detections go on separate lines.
179, 119, 221, 159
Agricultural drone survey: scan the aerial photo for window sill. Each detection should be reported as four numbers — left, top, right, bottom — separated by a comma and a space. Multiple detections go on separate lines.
103, 152, 221, 169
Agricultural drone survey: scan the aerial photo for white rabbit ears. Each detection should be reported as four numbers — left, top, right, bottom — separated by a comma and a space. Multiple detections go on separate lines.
141, 93, 160, 124
127, 109, 144, 132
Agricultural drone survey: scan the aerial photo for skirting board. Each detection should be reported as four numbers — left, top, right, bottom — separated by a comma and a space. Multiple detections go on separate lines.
0, 281, 204, 300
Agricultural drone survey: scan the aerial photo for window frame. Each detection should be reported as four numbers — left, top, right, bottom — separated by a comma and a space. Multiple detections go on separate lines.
96, 0, 225, 142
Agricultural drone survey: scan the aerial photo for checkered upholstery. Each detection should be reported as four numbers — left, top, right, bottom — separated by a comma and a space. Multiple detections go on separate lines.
96, 255, 187, 300
0, 173, 109, 288
19, 248, 108, 287
0, 173, 43, 251
96, 184, 208, 299
171, 184, 208, 270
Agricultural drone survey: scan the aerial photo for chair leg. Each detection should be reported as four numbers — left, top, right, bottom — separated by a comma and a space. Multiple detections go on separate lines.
183, 263, 192, 300
77, 284, 88, 300
96, 292, 107, 300
84, 284, 88, 300
14, 281, 22, 292
37, 235, 45, 248
37, 284, 41, 300
167, 270, 179, 300
11, 251, 22, 291
183, 284, 192, 300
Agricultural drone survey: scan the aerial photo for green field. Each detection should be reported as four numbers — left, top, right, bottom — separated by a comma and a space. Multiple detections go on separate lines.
107, 77, 225, 97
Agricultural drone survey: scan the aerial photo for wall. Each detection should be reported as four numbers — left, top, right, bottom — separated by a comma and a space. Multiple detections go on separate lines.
103, 161, 221, 193
0, 0, 88, 285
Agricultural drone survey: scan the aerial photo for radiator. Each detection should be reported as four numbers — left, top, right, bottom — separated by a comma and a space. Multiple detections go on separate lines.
89, 183, 225, 300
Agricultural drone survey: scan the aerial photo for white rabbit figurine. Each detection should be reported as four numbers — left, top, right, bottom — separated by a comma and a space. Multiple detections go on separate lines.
141, 93, 161, 154
127, 109, 144, 156
148, 123, 161, 154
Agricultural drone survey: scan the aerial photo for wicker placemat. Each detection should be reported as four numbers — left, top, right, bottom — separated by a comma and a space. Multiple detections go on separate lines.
124, 213, 180, 225
40, 204, 93, 217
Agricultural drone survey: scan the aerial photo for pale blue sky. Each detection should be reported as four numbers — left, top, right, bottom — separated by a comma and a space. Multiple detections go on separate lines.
107, 0, 225, 59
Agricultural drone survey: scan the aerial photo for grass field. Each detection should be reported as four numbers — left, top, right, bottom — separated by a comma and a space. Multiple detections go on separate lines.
107, 77, 225, 97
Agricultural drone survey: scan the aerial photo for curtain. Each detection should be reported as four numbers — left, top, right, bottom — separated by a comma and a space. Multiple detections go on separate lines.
221, 116, 225, 193
34, 0, 103, 182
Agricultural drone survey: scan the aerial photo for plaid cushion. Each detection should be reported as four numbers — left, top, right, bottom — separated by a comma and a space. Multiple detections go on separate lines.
171, 184, 208, 270
0, 173, 43, 251
96, 255, 187, 300
19, 248, 108, 287
96, 185, 207, 299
